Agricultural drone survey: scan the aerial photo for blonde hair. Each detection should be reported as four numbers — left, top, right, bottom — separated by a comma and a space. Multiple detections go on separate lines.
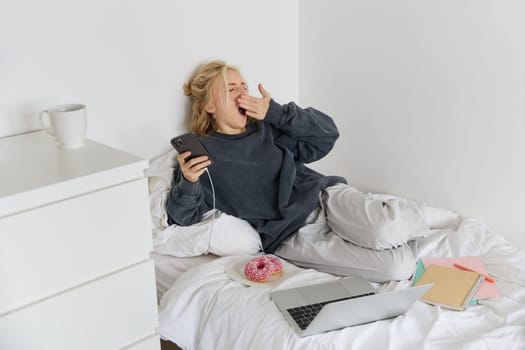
183, 60, 242, 136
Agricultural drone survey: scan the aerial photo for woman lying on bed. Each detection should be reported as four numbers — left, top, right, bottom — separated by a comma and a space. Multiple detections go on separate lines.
166, 59, 457, 282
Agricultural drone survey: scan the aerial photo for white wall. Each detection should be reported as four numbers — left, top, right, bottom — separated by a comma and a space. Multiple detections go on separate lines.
300, 0, 525, 248
0, 0, 299, 159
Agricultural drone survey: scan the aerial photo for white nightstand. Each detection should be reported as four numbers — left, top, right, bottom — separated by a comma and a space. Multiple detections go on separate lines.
0, 131, 160, 350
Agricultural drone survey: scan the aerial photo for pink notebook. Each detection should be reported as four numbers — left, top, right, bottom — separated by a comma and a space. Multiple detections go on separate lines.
422, 256, 500, 299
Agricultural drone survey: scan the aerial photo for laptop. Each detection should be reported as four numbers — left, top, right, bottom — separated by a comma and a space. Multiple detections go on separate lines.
270, 276, 433, 337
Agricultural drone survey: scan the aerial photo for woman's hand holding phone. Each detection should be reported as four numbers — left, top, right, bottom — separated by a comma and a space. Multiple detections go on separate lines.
171, 133, 213, 183
177, 152, 211, 183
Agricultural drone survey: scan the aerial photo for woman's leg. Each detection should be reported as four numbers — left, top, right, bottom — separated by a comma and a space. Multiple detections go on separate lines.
322, 184, 430, 250
275, 207, 417, 282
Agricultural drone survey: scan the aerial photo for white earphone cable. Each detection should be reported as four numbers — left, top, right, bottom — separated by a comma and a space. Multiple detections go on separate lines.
204, 168, 215, 252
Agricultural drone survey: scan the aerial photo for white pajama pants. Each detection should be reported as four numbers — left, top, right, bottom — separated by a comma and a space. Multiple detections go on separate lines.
275, 184, 432, 282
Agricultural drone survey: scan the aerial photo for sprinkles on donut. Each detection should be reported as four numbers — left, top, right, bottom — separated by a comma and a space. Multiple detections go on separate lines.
267, 255, 283, 275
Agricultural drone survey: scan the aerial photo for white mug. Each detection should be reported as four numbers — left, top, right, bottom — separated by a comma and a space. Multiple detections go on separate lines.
39, 104, 87, 149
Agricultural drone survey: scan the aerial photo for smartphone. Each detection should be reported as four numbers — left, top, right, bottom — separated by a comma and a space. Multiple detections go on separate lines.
170, 133, 213, 163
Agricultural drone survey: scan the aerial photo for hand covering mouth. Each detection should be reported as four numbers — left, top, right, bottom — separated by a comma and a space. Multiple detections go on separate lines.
238, 107, 247, 116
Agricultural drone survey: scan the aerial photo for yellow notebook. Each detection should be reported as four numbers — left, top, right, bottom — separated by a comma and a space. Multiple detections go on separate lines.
415, 264, 483, 311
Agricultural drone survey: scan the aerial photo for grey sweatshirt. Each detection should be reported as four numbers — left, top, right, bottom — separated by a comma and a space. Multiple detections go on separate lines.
166, 99, 346, 253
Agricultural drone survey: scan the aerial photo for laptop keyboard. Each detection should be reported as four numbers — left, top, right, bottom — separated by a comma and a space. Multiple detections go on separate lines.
286, 292, 376, 330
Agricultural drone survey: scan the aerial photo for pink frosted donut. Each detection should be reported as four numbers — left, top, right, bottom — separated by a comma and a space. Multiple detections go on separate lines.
267, 256, 283, 275
244, 256, 273, 282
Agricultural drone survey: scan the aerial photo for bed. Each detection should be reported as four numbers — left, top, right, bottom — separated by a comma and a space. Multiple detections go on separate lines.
148, 151, 525, 350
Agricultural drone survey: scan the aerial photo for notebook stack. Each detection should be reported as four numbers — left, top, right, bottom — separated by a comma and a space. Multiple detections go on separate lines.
414, 263, 484, 311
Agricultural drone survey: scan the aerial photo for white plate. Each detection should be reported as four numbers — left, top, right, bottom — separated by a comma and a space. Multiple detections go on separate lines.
224, 256, 291, 287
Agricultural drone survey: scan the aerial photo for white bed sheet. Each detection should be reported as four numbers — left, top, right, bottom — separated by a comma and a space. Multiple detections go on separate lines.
151, 252, 219, 302
158, 218, 525, 350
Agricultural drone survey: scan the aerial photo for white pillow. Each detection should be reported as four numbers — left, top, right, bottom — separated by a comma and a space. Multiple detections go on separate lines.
146, 150, 262, 257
